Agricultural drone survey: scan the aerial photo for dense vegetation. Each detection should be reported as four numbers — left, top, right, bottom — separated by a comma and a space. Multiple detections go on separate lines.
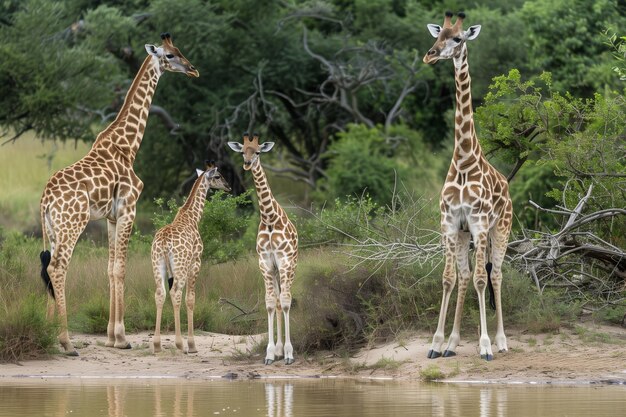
0, 0, 624, 361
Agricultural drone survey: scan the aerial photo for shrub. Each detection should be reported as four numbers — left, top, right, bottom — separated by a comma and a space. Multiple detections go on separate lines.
296, 195, 385, 246
316, 124, 406, 205
0, 295, 58, 362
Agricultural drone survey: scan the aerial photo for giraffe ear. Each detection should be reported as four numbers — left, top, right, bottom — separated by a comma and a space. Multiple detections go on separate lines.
427, 24, 441, 38
195, 168, 203, 177
259, 142, 275, 153
465, 25, 481, 41
145, 44, 163, 57
227, 142, 243, 153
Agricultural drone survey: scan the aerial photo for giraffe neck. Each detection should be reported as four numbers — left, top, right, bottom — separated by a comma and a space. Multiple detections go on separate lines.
174, 174, 210, 227
95, 55, 162, 163
251, 161, 281, 225
452, 45, 482, 170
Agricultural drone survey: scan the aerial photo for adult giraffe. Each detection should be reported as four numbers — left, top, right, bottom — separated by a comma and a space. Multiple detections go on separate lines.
423, 12, 512, 360
228, 133, 298, 365
40, 33, 198, 355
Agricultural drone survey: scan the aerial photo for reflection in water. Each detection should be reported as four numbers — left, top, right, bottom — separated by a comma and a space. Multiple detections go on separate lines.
0, 378, 624, 417
266, 383, 293, 417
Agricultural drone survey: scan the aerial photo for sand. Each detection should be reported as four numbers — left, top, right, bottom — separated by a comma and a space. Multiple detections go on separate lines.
1, 321, 625, 385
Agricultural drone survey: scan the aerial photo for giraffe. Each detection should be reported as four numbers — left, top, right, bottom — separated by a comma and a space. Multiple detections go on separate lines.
151, 161, 231, 354
423, 12, 513, 360
39, 33, 199, 355
227, 133, 298, 365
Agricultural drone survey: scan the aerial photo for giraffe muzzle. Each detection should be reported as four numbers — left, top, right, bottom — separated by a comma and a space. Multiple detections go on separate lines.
423, 49, 439, 64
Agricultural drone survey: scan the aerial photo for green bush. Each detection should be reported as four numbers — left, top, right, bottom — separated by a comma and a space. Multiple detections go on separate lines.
316, 124, 406, 205
296, 195, 384, 246
0, 295, 59, 362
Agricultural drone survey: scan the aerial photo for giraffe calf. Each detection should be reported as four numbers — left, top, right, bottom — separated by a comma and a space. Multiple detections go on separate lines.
151, 162, 230, 354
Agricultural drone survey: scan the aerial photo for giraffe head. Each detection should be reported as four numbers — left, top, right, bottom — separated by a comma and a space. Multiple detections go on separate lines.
145, 32, 199, 77
423, 12, 481, 64
195, 161, 231, 192
227, 133, 274, 171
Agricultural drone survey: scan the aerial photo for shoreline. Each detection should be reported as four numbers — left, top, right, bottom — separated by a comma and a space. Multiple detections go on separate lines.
1, 323, 625, 386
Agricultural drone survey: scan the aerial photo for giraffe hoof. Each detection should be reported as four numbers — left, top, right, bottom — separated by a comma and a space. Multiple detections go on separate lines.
480, 354, 494, 361
115, 342, 132, 350
442, 350, 456, 357
285, 358, 295, 365
66, 350, 79, 357
264, 359, 274, 365
498, 349, 507, 353
427, 349, 441, 359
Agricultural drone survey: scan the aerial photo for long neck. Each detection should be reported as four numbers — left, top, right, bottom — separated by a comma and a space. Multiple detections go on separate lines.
174, 175, 210, 226
96, 55, 162, 163
251, 161, 280, 224
452, 45, 482, 169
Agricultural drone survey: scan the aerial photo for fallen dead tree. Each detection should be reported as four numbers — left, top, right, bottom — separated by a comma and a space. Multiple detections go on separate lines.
508, 185, 626, 308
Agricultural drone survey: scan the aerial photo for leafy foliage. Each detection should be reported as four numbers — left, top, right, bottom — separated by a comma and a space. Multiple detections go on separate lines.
476, 69, 626, 235
316, 124, 406, 205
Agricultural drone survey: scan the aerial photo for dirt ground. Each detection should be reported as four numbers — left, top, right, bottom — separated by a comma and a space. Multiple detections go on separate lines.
1, 321, 625, 384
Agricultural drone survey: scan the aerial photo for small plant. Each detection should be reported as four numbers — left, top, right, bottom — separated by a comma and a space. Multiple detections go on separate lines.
419, 364, 445, 382
369, 357, 403, 371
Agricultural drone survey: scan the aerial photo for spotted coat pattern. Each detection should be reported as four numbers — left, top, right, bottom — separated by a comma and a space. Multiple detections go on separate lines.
151, 163, 230, 354
423, 12, 512, 360
228, 134, 298, 365
39, 34, 198, 355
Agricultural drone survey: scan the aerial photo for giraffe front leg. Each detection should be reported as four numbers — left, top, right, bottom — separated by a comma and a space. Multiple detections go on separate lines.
281, 298, 294, 365
443, 231, 471, 357
185, 257, 201, 354
265, 296, 277, 365
275, 302, 284, 360
261, 263, 278, 365
110, 215, 135, 349
106, 220, 117, 347
280, 265, 295, 365
429, 233, 458, 359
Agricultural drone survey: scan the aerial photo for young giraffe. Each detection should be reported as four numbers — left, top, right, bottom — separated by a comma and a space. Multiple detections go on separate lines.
39, 33, 198, 355
151, 161, 231, 354
423, 12, 512, 360
228, 133, 298, 365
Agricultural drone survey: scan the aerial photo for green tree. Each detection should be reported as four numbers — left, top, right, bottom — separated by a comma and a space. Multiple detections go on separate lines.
518, 0, 625, 96
476, 69, 625, 236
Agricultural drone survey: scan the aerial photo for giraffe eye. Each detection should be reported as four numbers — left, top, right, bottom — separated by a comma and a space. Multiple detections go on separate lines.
452, 37, 462, 43
165, 53, 175, 59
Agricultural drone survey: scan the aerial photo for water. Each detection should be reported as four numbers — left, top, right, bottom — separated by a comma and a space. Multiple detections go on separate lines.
0, 378, 624, 417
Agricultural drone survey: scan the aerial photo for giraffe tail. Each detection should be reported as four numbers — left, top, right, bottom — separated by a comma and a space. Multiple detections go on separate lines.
40, 250, 55, 299
168, 277, 174, 290
486, 262, 495, 310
